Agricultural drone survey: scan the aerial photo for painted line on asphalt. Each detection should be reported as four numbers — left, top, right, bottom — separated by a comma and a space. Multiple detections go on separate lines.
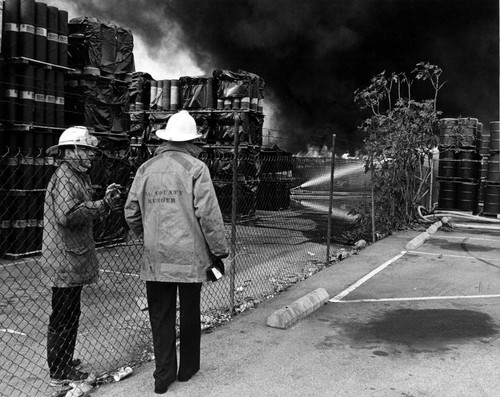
100, 269, 139, 278
332, 294, 500, 304
407, 250, 500, 261
0, 328, 27, 336
329, 250, 407, 303
0, 262, 21, 269
431, 235, 499, 242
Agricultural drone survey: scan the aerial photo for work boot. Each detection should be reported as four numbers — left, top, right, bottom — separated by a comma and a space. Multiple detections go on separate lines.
49, 368, 89, 387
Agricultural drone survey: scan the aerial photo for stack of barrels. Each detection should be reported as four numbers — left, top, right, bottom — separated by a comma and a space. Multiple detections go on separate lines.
0, 0, 70, 258
437, 117, 482, 212
1, 0, 69, 129
144, 79, 180, 112
482, 122, 500, 216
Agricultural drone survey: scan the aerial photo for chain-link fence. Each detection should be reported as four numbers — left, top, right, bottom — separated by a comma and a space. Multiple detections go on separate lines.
0, 135, 373, 397
4, 127, 497, 396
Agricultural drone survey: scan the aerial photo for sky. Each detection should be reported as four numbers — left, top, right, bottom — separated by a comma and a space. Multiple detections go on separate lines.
48, 0, 499, 154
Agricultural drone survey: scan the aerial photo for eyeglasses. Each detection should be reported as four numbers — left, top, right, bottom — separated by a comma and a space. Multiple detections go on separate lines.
75, 135, 98, 147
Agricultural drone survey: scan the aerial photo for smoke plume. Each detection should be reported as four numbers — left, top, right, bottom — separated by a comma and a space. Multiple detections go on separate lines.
59, 0, 499, 154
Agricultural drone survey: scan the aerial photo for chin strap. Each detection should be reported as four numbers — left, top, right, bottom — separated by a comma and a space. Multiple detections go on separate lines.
73, 144, 92, 171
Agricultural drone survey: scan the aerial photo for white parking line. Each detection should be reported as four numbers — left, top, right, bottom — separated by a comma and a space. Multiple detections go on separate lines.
407, 250, 500, 261
334, 294, 500, 303
100, 269, 139, 278
0, 328, 27, 336
329, 251, 407, 303
431, 235, 499, 242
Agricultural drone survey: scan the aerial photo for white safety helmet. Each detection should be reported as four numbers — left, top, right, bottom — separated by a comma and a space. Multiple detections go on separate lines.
155, 110, 202, 142
46, 126, 99, 155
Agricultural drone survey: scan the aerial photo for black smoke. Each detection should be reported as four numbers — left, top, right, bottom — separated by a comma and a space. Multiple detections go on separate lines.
65, 0, 499, 154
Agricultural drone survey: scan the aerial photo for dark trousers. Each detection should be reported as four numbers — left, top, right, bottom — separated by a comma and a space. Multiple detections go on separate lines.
146, 281, 202, 387
47, 286, 82, 376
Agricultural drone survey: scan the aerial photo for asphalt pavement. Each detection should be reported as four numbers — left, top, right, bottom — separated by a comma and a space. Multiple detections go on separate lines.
89, 218, 500, 397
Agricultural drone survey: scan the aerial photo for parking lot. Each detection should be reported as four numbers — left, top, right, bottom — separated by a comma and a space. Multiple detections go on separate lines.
93, 221, 500, 396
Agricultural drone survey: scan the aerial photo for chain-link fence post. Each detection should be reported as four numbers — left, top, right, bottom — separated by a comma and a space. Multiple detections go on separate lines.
229, 111, 240, 312
326, 134, 336, 264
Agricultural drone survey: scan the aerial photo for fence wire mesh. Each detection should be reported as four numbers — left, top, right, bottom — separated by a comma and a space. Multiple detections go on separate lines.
2, 140, 477, 397
0, 143, 347, 397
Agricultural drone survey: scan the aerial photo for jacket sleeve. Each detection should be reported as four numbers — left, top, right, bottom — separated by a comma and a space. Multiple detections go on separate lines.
193, 165, 229, 258
52, 176, 108, 227
124, 174, 144, 239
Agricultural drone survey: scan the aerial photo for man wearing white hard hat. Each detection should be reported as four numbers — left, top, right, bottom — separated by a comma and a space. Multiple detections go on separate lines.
43, 126, 122, 386
125, 111, 229, 394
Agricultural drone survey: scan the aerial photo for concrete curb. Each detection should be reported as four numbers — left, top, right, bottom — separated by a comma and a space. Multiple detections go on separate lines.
405, 217, 451, 251
266, 288, 329, 329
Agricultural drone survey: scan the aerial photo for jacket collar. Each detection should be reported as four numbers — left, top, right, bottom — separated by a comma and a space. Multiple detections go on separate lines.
154, 141, 203, 158
60, 159, 88, 174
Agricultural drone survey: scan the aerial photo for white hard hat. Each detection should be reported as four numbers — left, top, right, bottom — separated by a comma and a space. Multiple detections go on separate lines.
155, 110, 202, 142
46, 126, 99, 155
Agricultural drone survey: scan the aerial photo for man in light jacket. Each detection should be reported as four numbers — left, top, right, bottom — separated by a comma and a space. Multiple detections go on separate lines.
124, 110, 229, 394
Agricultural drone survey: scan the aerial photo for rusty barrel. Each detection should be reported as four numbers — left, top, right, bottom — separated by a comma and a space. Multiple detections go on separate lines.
439, 118, 458, 147
457, 117, 478, 148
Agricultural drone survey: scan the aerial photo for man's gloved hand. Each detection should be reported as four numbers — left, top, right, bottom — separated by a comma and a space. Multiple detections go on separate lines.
104, 183, 123, 210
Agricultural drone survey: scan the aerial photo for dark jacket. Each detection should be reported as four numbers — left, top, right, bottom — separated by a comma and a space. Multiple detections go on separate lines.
42, 161, 108, 287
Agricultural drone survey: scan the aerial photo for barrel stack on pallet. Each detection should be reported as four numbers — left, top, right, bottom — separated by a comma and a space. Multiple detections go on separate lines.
130, 69, 270, 219
65, 16, 135, 245
0, 0, 71, 258
437, 117, 482, 213
65, 16, 133, 139
482, 121, 500, 217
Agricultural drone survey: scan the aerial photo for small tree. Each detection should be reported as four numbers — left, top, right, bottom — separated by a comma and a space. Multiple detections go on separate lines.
352, 62, 444, 240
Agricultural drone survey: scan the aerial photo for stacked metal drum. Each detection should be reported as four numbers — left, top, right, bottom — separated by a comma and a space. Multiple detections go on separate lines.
437, 117, 482, 213
0, 0, 70, 258
482, 122, 500, 216
129, 70, 267, 218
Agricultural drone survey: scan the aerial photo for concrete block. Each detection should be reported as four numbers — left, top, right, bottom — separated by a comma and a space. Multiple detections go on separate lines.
266, 288, 330, 329
406, 218, 450, 251
406, 232, 430, 251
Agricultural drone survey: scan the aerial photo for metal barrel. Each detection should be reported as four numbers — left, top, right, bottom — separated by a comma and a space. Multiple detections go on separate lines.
162, 80, 171, 110
437, 180, 456, 210
438, 118, 458, 147
456, 181, 478, 211
34, 1, 47, 62
44, 69, 55, 126
170, 79, 179, 110
456, 149, 480, 180
3, 0, 21, 58
19, 0, 36, 59
438, 149, 456, 178
55, 71, 65, 127
57, 9, 68, 67
487, 152, 500, 183
457, 117, 478, 148
34, 67, 45, 125
490, 121, 500, 153
46, 5, 58, 64
483, 184, 500, 216
19, 64, 35, 123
